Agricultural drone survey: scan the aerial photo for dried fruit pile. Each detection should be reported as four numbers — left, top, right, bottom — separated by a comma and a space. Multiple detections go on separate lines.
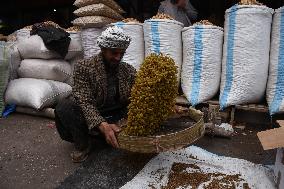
122, 18, 140, 23
152, 13, 174, 20
238, 0, 263, 5
194, 20, 214, 26
125, 54, 178, 136
66, 26, 81, 32
163, 163, 250, 189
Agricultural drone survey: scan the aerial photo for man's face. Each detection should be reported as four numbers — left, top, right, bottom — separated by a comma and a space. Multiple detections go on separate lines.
102, 48, 126, 67
176, 0, 186, 8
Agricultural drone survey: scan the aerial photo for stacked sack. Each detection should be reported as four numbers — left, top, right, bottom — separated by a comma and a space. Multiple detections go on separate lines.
0, 41, 9, 115
16, 21, 63, 42
144, 13, 184, 82
111, 18, 144, 70
73, 0, 125, 58
182, 20, 223, 106
267, 6, 284, 115
219, 1, 273, 109
4, 29, 83, 111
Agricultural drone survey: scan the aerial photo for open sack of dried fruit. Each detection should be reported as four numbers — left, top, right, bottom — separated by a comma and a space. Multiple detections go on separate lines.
120, 146, 276, 189
117, 54, 205, 153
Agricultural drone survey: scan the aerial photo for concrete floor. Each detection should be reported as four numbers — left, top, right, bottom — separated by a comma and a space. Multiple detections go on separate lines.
0, 113, 276, 189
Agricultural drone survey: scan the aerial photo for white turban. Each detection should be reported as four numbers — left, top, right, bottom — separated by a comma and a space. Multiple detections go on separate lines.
97, 26, 131, 49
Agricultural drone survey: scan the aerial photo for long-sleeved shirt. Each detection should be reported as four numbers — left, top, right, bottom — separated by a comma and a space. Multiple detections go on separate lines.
72, 53, 136, 130
158, 0, 198, 27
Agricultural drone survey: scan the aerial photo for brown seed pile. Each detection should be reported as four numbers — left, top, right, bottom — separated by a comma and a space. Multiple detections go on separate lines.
125, 54, 178, 136
42, 21, 62, 29
194, 20, 214, 26
66, 26, 81, 32
152, 13, 174, 20
239, 0, 263, 5
122, 18, 140, 23
7, 34, 17, 42
23, 25, 33, 30
162, 163, 251, 189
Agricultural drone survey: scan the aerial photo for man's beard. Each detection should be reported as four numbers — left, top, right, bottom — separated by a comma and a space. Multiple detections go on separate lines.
104, 60, 120, 70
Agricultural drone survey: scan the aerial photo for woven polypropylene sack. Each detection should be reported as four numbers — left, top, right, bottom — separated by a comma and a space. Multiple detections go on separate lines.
17, 34, 83, 60
18, 59, 72, 82
74, 3, 123, 20
72, 16, 117, 28
81, 27, 104, 58
111, 22, 144, 70
8, 44, 21, 81
0, 42, 9, 115
144, 19, 183, 81
267, 7, 284, 115
5, 78, 72, 110
73, 0, 124, 14
16, 29, 31, 42
220, 5, 273, 109
182, 25, 223, 106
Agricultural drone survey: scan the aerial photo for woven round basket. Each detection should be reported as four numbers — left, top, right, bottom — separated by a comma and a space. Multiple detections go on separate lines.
117, 107, 205, 153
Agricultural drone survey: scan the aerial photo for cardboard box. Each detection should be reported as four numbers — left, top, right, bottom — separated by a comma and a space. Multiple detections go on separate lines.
258, 121, 284, 189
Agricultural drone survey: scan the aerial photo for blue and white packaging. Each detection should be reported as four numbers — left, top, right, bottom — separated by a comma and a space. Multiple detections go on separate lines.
143, 19, 184, 81
113, 22, 145, 70
182, 25, 223, 106
267, 7, 284, 115
220, 5, 273, 109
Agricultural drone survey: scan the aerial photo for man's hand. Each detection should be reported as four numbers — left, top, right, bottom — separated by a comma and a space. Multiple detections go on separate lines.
98, 122, 121, 148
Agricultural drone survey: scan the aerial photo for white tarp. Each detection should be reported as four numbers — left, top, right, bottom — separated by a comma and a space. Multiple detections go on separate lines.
121, 146, 276, 189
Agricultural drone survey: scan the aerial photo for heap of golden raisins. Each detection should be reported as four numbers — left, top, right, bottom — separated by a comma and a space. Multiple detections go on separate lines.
125, 54, 178, 136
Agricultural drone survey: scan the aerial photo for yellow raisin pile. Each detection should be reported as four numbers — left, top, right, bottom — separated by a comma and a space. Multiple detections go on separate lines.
125, 54, 178, 136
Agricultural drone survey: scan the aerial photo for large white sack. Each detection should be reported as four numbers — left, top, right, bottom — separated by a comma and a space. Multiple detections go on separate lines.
219, 5, 273, 109
267, 7, 284, 115
81, 28, 104, 58
112, 22, 144, 70
121, 146, 275, 189
144, 19, 183, 81
18, 59, 72, 82
182, 25, 223, 106
8, 44, 21, 81
16, 29, 31, 42
5, 78, 72, 110
17, 34, 83, 60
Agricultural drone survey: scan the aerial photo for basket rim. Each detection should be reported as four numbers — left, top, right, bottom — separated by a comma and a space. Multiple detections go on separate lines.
118, 107, 203, 139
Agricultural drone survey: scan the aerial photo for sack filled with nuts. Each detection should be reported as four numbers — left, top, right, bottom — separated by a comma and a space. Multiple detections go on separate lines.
219, 3, 273, 109
72, 16, 118, 28
182, 22, 223, 106
124, 54, 178, 136
111, 21, 144, 70
238, 0, 263, 5
74, 3, 124, 20
144, 18, 183, 83
73, 0, 125, 14
122, 18, 140, 23
152, 13, 174, 20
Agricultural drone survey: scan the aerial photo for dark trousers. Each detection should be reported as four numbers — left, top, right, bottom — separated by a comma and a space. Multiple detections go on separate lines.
55, 98, 126, 151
